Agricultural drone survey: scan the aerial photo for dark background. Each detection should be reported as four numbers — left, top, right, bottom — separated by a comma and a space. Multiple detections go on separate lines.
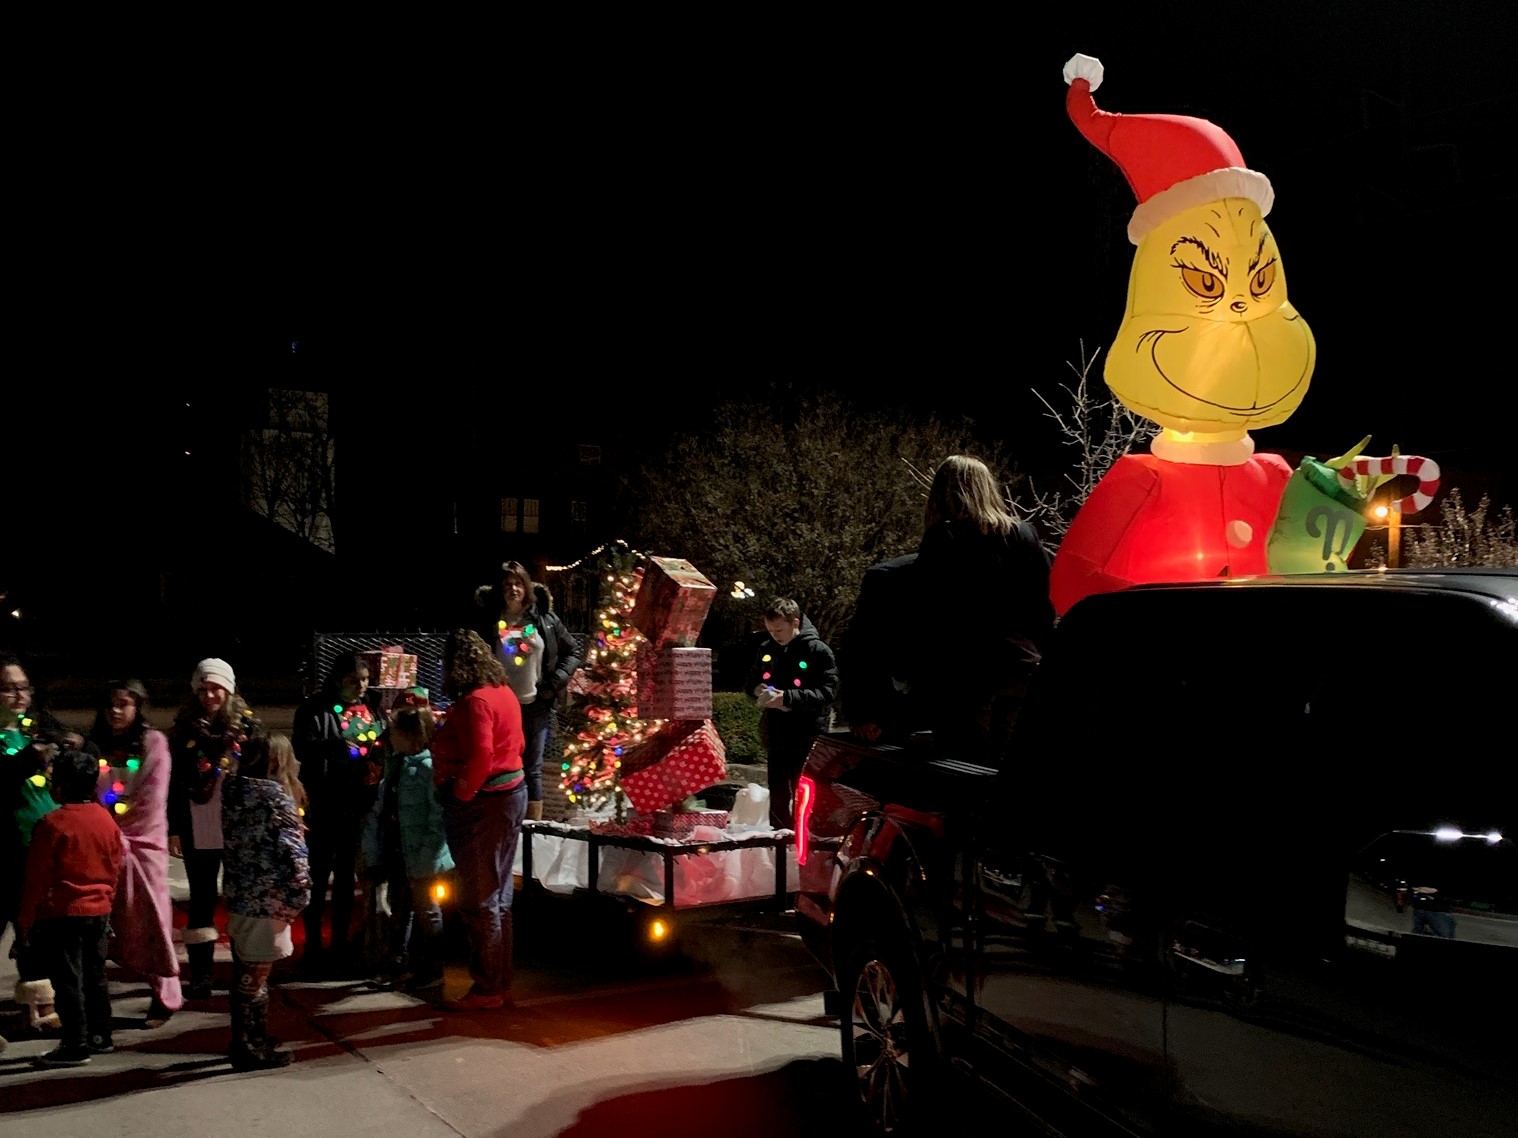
9, 4, 1516, 694
28, 5, 1518, 468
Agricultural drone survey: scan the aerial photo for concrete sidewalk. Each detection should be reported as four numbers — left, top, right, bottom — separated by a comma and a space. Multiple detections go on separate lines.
1, 785, 832, 1138
1, 880, 839, 1138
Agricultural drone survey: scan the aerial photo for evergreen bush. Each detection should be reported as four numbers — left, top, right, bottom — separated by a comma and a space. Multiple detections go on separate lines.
710, 690, 763, 764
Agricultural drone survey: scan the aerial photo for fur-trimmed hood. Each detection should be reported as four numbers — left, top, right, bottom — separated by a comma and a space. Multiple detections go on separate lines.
472, 579, 583, 708
475, 581, 555, 616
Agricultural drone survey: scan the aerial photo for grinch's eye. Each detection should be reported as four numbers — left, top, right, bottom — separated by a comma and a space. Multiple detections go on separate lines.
1250, 261, 1277, 299
1180, 266, 1224, 299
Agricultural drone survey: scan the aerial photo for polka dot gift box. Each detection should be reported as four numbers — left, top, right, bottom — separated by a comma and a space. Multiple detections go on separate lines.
618, 719, 727, 814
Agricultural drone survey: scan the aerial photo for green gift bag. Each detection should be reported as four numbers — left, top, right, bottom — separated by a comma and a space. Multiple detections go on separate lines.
1267, 456, 1369, 574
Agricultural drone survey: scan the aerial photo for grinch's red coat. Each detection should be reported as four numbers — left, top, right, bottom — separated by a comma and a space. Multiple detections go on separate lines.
1050, 453, 1293, 616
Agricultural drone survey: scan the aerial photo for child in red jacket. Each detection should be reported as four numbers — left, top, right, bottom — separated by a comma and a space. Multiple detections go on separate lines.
18, 748, 125, 1067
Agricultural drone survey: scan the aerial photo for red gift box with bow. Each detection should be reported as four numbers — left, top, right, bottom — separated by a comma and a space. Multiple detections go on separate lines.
618, 719, 727, 813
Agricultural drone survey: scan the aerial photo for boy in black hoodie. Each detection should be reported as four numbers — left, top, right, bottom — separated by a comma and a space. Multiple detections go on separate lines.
744, 597, 838, 830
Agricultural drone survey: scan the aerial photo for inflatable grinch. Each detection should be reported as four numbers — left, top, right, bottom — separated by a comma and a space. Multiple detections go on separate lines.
1049, 54, 1435, 616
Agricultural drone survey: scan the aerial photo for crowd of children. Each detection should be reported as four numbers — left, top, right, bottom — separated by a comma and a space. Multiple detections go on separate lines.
0, 651, 454, 1071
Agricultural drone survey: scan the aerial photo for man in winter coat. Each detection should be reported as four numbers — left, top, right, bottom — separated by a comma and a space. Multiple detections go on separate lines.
743, 597, 838, 831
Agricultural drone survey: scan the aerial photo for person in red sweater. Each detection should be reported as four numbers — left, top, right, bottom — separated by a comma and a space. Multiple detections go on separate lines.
430, 628, 525, 1012
18, 748, 124, 1067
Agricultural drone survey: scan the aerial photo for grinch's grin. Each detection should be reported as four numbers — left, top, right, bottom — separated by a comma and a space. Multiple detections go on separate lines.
1133, 321, 1311, 418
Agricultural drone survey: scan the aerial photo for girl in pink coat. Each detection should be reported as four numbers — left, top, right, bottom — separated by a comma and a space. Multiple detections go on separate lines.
91, 679, 182, 1028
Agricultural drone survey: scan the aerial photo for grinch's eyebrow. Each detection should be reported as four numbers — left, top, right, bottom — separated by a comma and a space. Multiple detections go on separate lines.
1170, 235, 1227, 276
1247, 234, 1269, 274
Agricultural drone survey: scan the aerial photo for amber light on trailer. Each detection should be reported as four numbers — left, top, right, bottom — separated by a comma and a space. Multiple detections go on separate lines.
794, 775, 816, 865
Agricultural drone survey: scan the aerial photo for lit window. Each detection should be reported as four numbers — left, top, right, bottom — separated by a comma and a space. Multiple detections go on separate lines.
578, 445, 602, 465
500, 497, 518, 533
524, 498, 540, 534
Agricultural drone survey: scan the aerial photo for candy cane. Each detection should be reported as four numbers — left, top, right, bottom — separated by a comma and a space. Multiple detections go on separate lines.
1337, 455, 1441, 514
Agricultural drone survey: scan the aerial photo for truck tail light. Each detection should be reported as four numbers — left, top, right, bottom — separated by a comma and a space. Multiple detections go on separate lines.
794, 775, 816, 865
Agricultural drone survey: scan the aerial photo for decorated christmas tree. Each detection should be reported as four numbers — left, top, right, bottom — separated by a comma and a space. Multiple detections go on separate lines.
558, 542, 662, 812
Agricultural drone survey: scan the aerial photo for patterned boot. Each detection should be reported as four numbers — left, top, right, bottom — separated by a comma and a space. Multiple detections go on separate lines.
230, 962, 291, 1070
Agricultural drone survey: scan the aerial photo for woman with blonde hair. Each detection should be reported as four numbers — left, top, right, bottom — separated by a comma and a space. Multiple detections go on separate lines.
429, 629, 525, 1011
167, 658, 266, 1000
912, 455, 1055, 754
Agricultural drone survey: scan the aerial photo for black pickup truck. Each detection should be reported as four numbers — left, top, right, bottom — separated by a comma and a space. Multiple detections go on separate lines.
794, 569, 1518, 1137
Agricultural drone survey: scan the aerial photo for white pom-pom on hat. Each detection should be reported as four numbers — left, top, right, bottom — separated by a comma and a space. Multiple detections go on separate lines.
1062, 52, 1273, 244
1062, 53, 1103, 90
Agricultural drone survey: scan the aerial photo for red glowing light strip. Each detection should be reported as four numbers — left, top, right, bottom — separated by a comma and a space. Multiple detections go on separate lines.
794, 775, 816, 866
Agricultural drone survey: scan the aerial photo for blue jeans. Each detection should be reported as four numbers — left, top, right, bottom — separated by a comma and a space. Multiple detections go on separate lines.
1411, 907, 1456, 939
442, 785, 526, 995
387, 875, 445, 976
521, 700, 554, 801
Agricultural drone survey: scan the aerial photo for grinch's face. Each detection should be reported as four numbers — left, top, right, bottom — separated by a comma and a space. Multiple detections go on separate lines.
1106, 197, 1315, 439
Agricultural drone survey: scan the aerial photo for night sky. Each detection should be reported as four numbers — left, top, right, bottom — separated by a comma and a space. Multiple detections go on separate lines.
334, 7, 1508, 491
28, 5, 1518, 502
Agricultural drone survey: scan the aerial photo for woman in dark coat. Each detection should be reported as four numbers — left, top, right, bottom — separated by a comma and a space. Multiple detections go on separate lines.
474, 562, 581, 821
910, 455, 1055, 755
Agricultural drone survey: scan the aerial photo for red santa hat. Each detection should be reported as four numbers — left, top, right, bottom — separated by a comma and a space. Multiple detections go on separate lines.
1062, 54, 1274, 245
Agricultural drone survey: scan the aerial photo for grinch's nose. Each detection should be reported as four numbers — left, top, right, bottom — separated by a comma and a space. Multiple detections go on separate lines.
1231, 299, 1248, 314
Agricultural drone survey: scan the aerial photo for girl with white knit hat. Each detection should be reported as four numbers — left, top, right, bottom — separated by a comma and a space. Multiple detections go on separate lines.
167, 658, 265, 1000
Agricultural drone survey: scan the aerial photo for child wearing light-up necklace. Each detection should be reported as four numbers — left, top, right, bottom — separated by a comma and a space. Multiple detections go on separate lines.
3, 652, 85, 1038
89, 679, 182, 1029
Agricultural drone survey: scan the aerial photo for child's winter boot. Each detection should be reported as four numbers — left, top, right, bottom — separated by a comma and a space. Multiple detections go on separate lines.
229, 990, 292, 1070
184, 926, 219, 999
15, 979, 62, 1031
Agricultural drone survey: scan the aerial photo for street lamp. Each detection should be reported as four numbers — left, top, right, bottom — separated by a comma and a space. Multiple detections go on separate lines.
1372, 499, 1402, 568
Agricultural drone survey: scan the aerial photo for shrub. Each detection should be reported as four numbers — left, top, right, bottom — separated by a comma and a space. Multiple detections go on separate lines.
710, 690, 763, 764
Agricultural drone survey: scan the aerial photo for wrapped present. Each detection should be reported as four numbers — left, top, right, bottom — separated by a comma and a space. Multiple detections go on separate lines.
618, 719, 727, 813
360, 645, 418, 690
589, 816, 655, 837
635, 646, 713, 720
650, 808, 730, 838
630, 556, 717, 650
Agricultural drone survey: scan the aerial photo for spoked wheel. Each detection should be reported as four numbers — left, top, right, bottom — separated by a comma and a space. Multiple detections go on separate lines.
840, 936, 939, 1134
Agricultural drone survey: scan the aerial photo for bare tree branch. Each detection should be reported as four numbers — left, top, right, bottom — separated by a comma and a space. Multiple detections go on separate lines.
1012, 341, 1154, 550
1401, 488, 1518, 568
